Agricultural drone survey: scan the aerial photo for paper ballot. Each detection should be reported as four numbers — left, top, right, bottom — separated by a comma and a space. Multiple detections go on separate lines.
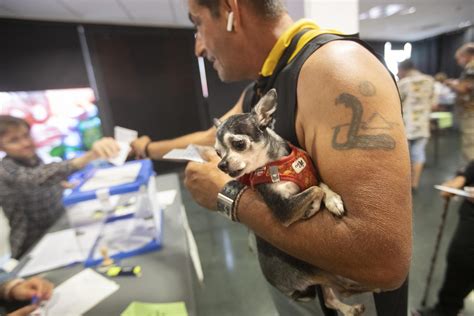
37, 269, 119, 316
109, 126, 138, 166
434, 185, 474, 198
162, 145, 205, 163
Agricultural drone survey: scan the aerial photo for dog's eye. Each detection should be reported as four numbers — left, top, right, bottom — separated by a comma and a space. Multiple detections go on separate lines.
231, 140, 246, 151
215, 149, 222, 157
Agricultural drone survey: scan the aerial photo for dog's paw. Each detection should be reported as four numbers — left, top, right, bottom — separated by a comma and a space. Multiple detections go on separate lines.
324, 194, 345, 217
346, 304, 365, 316
303, 200, 322, 219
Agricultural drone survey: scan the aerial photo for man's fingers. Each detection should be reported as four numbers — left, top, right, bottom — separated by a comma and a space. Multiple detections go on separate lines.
196, 146, 218, 161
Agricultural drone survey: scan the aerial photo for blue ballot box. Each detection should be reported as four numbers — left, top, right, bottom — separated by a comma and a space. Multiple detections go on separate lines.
62, 159, 163, 267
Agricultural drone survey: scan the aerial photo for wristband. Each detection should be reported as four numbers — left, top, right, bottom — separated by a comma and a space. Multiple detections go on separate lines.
216, 180, 248, 221
144, 141, 152, 158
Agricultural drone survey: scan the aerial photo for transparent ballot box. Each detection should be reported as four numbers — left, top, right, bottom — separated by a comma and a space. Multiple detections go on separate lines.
62, 159, 162, 266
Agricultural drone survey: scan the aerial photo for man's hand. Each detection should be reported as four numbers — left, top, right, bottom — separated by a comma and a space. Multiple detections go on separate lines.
184, 149, 232, 210
9, 277, 53, 302
440, 175, 466, 198
91, 137, 120, 159
131, 136, 151, 159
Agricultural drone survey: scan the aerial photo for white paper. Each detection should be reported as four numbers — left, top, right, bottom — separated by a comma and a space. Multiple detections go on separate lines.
162, 145, 205, 163
108, 141, 131, 166
19, 229, 84, 277
80, 163, 141, 192
114, 126, 138, 144
156, 190, 177, 207
434, 185, 474, 198
40, 269, 119, 316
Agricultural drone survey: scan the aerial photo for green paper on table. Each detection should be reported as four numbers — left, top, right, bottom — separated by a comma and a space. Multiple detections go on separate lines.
121, 301, 188, 316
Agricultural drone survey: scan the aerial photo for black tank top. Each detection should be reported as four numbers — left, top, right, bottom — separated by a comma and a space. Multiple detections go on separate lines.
242, 32, 408, 316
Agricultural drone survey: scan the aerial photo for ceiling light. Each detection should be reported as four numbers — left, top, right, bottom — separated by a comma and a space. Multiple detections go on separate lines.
459, 20, 472, 28
359, 12, 369, 20
385, 4, 405, 17
400, 7, 416, 15
368, 6, 383, 19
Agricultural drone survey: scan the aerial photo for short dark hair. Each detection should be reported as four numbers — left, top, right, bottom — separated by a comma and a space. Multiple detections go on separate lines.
457, 42, 474, 57
197, 0, 286, 19
398, 59, 415, 71
0, 115, 30, 138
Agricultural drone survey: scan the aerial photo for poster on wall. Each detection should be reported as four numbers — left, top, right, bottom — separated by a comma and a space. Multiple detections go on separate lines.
0, 88, 103, 163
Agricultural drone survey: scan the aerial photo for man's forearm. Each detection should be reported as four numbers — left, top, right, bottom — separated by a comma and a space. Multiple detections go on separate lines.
147, 128, 215, 159
236, 189, 411, 289
70, 151, 96, 170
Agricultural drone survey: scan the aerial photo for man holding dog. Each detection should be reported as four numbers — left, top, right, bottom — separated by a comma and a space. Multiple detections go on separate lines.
132, 0, 412, 315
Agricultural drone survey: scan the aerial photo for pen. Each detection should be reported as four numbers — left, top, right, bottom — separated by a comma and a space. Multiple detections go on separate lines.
106, 265, 142, 277
31, 294, 40, 305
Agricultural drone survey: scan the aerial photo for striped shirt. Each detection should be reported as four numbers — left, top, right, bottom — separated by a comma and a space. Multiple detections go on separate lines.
0, 156, 77, 258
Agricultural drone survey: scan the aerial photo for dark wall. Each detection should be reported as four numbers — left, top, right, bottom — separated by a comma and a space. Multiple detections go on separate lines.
203, 60, 251, 120
0, 19, 89, 91
83, 24, 208, 172
365, 26, 474, 78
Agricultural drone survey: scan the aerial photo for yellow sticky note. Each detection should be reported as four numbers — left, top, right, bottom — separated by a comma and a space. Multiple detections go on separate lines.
121, 301, 188, 316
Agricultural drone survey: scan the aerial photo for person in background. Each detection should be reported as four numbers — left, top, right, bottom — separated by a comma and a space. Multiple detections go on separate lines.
446, 43, 474, 161
415, 161, 474, 316
433, 72, 456, 111
0, 115, 120, 259
398, 59, 436, 191
0, 276, 53, 316
133, 0, 412, 314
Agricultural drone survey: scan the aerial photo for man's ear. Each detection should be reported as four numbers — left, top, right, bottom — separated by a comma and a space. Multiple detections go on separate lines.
223, 0, 241, 32
252, 89, 277, 128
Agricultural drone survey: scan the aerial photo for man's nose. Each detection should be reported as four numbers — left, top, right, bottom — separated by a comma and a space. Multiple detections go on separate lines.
218, 160, 229, 173
194, 34, 205, 57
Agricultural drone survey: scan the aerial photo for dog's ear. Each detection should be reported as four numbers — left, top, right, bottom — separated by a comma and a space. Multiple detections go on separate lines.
252, 89, 277, 128
213, 118, 222, 128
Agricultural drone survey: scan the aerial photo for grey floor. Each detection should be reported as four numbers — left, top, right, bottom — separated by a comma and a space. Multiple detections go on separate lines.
178, 130, 474, 316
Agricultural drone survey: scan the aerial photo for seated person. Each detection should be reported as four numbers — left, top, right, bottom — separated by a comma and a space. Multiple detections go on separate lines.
0, 115, 119, 258
0, 276, 53, 316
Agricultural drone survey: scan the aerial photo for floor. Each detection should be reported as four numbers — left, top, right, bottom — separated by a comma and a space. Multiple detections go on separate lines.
180, 130, 474, 316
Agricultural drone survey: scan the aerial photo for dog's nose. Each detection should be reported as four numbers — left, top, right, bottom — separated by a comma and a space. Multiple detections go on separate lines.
218, 161, 229, 173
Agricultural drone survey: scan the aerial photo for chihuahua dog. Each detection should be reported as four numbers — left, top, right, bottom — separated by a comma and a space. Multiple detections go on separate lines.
213, 89, 375, 316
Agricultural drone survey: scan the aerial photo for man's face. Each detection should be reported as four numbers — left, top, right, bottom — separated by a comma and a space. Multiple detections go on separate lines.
0, 125, 36, 160
455, 53, 468, 67
188, 0, 244, 81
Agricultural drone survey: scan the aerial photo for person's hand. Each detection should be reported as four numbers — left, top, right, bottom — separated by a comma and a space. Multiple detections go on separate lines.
445, 78, 459, 88
184, 149, 232, 210
9, 277, 53, 302
91, 137, 120, 159
439, 175, 466, 198
131, 136, 151, 159
7, 304, 37, 316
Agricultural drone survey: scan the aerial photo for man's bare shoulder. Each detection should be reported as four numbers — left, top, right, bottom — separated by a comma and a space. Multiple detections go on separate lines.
299, 40, 394, 94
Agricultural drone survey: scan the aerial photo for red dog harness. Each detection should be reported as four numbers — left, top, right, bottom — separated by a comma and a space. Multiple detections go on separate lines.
238, 144, 318, 190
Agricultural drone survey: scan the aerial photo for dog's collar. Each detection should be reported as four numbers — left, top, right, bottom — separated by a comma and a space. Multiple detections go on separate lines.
238, 144, 317, 190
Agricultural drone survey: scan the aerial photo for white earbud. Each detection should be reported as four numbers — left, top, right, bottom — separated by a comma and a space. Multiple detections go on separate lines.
226, 11, 234, 32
